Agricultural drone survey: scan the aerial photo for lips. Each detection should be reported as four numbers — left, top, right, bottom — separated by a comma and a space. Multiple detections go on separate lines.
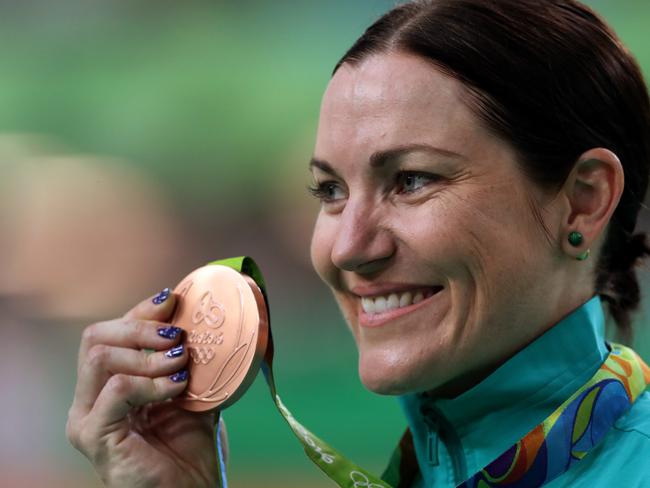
352, 284, 445, 328
360, 287, 442, 314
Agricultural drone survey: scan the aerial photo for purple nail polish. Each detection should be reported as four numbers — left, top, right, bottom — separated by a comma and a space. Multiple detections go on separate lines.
170, 369, 189, 382
165, 344, 184, 358
157, 326, 182, 340
152, 288, 171, 305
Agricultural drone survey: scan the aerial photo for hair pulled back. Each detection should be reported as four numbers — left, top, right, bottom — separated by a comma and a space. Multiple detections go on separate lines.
334, 0, 650, 342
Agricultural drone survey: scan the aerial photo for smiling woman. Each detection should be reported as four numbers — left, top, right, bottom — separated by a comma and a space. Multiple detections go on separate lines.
310, 52, 569, 397
308, 0, 650, 486
67, 1, 650, 487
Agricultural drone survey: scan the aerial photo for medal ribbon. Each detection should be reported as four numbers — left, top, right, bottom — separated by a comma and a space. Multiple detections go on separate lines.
209, 257, 650, 488
211, 256, 391, 488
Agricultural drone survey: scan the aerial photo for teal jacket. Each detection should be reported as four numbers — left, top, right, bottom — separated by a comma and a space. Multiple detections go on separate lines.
399, 296, 650, 487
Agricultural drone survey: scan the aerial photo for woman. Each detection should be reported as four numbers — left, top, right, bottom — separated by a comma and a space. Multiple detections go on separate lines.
67, 0, 650, 486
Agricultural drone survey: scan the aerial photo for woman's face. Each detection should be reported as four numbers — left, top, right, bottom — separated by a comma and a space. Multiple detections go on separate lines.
310, 52, 565, 395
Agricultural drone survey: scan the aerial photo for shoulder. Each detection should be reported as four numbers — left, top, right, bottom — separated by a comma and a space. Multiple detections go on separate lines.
548, 392, 650, 487
614, 390, 650, 440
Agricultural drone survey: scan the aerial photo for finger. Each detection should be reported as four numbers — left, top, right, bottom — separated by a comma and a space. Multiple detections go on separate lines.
77, 286, 179, 373
124, 287, 177, 322
78, 318, 183, 369
73, 344, 189, 414
91, 371, 189, 427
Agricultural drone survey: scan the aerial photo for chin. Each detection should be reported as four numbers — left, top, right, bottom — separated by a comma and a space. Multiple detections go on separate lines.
358, 355, 423, 396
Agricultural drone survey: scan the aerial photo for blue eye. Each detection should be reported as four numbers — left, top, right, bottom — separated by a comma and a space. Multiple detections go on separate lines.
396, 172, 439, 194
307, 181, 346, 203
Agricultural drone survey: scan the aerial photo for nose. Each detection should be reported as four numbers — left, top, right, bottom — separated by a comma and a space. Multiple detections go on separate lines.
330, 199, 396, 274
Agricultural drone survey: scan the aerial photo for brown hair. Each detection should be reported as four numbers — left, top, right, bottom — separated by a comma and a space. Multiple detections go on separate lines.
334, 0, 650, 342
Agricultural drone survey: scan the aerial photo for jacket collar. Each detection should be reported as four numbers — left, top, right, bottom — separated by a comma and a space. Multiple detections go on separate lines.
398, 295, 609, 486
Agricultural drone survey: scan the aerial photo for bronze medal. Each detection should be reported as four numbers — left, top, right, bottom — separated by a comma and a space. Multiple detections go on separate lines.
170, 264, 269, 412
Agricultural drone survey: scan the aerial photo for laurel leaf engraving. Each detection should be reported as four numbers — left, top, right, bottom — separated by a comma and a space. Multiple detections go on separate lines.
207, 334, 253, 394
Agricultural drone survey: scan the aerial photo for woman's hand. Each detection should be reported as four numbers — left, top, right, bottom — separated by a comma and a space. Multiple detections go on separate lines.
66, 290, 225, 488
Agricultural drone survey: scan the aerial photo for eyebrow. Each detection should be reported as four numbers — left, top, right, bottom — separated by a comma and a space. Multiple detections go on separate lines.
308, 143, 464, 175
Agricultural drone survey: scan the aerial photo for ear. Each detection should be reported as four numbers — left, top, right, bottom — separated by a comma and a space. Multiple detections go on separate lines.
559, 148, 624, 259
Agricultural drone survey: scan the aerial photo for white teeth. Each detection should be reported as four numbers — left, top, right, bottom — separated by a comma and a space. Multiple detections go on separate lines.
374, 296, 387, 313
387, 294, 399, 311
361, 288, 439, 315
399, 291, 412, 308
361, 297, 376, 314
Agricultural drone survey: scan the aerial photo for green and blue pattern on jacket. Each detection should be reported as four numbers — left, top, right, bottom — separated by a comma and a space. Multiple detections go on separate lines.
460, 344, 650, 487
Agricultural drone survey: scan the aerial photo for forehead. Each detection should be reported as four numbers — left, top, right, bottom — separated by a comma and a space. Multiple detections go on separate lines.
316, 52, 491, 160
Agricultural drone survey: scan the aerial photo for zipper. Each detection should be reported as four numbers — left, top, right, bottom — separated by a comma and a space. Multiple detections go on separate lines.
419, 400, 468, 483
423, 414, 441, 466
426, 427, 441, 466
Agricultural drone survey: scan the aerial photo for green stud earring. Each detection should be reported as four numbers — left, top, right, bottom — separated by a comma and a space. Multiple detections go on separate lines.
568, 231, 583, 247
568, 231, 590, 261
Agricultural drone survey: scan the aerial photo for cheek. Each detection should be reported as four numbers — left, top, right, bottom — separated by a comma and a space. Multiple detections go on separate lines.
417, 189, 547, 291
395, 189, 534, 283
394, 196, 478, 272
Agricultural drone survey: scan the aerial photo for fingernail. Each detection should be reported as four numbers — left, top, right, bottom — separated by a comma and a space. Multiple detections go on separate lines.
170, 369, 189, 383
152, 287, 171, 305
165, 344, 184, 358
157, 326, 182, 340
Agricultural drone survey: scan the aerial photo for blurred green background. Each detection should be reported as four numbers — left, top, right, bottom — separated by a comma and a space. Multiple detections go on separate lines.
1, 1, 649, 487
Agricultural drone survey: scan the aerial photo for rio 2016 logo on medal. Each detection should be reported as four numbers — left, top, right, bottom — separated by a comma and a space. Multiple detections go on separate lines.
170, 265, 269, 412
